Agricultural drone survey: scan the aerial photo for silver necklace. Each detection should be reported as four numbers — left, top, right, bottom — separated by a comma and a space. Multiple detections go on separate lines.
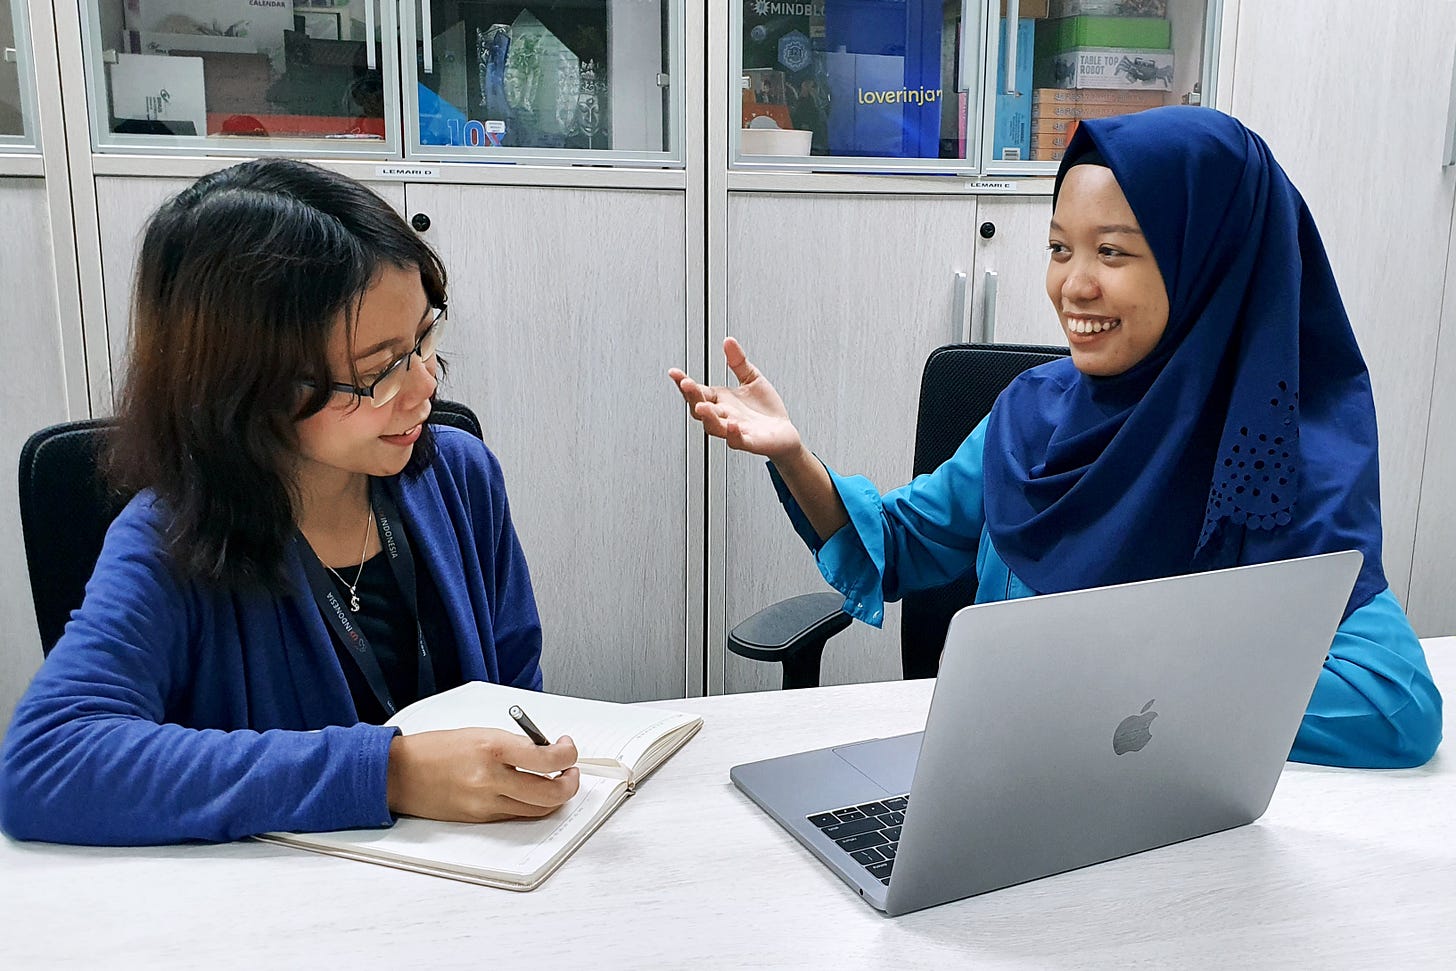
323, 506, 375, 612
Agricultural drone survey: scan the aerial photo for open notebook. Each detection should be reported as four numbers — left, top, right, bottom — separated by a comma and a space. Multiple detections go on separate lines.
257, 681, 702, 890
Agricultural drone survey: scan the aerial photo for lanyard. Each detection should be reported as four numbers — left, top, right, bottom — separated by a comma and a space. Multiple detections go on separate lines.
299, 478, 435, 718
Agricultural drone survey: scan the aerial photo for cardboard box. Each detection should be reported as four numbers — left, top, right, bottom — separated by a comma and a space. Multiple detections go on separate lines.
1052, 47, 1174, 89
1033, 87, 1167, 105
1031, 146, 1066, 161
1050, 0, 1167, 16
1031, 115, 1083, 133
158, 48, 272, 118
1033, 100, 1163, 119
1001, 0, 1051, 16
992, 16, 1035, 161
1032, 130, 1075, 150
1045, 15, 1171, 53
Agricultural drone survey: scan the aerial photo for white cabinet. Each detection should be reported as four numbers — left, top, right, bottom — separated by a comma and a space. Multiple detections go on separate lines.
971, 194, 1062, 345
0, 177, 73, 727
404, 183, 693, 700
716, 190, 1062, 692
721, 191, 980, 691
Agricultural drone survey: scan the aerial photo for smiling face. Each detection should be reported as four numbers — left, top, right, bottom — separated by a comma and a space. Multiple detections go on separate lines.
1046, 164, 1170, 377
293, 264, 438, 489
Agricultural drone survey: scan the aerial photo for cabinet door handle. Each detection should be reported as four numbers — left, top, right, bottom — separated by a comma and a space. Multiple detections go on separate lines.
1004, 0, 1021, 96
953, 271, 970, 343
1445, 45, 1456, 166
365, 1, 377, 70
421, 1, 434, 75
979, 270, 999, 344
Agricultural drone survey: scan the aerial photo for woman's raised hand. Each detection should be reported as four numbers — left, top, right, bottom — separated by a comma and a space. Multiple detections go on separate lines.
668, 338, 802, 460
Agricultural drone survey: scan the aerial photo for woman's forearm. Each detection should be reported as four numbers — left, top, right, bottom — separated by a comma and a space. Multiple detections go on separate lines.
771, 445, 850, 542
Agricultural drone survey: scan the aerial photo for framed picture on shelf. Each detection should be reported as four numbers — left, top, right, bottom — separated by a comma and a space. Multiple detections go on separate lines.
295, 8, 346, 42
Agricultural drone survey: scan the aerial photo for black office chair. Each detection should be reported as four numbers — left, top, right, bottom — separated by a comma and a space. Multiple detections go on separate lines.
17, 399, 484, 657
727, 343, 1070, 689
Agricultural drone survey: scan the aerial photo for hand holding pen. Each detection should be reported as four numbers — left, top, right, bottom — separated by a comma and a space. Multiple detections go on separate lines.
509, 705, 551, 746
384, 716, 578, 823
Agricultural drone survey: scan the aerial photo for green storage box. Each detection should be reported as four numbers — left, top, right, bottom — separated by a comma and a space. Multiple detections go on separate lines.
1049, 16, 1172, 52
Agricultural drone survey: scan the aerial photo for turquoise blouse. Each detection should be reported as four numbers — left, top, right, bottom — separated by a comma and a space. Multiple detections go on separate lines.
771, 418, 1442, 769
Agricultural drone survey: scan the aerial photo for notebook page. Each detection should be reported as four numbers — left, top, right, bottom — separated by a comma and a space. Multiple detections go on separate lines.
274, 771, 622, 881
388, 681, 698, 771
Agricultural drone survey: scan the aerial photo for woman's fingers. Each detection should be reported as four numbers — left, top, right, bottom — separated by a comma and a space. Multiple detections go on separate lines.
723, 337, 761, 386
693, 402, 732, 439
500, 765, 581, 810
504, 736, 578, 775
670, 369, 721, 409
487, 792, 571, 819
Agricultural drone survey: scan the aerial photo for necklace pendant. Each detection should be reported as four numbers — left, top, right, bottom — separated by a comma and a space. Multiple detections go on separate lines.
349, 593, 361, 612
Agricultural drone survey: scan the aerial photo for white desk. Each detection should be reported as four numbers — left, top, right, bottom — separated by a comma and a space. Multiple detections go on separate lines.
3, 640, 1453, 969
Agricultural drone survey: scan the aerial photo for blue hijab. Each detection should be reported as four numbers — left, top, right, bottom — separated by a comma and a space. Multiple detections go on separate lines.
981, 107, 1385, 619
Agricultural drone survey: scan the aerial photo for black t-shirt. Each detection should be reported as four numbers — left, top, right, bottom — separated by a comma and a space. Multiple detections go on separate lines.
323, 526, 462, 725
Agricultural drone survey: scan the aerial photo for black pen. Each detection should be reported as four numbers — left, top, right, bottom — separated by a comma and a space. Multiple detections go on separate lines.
509, 705, 551, 746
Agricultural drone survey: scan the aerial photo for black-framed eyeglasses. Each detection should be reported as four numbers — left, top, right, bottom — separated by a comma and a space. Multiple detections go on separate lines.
317, 306, 447, 409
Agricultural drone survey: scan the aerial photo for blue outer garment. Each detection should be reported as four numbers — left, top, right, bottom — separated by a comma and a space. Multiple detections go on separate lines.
0, 428, 543, 845
984, 108, 1388, 621
769, 418, 1442, 769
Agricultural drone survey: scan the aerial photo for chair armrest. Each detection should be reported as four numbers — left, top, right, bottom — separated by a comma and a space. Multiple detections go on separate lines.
728, 592, 852, 689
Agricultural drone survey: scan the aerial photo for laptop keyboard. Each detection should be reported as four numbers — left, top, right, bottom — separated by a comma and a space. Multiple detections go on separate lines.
807, 795, 909, 885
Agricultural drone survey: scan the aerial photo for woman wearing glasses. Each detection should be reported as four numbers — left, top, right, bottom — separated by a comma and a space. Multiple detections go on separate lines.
0, 160, 579, 844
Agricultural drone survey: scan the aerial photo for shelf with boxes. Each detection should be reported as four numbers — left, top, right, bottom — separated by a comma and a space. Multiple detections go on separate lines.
730, 0, 1220, 179
984, 0, 1213, 171
73, 1, 685, 168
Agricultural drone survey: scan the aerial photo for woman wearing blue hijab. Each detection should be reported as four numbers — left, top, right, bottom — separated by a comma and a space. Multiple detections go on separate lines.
671, 107, 1441, 768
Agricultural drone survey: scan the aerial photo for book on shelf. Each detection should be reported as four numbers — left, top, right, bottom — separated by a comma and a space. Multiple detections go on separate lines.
257, 681, 703, 891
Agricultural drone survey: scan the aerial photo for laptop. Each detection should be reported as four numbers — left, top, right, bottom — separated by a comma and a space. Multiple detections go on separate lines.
730, 550, 1362, 917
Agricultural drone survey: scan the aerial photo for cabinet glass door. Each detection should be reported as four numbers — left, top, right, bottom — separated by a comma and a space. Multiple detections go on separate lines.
1, 0, 39, 149
81, 1, 400, 157
403, 1, 683, 166
981, 0, 1219, 175
732, 1, 983, 173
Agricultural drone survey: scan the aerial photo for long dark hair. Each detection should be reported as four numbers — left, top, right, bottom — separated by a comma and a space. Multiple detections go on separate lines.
108, 159, 448, 591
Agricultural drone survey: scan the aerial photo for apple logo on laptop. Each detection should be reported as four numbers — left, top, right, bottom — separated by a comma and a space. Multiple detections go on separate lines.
1113, 700, 1158, 755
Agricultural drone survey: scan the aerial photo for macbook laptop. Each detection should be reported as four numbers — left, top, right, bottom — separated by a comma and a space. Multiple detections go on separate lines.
730, 550, 1362, 916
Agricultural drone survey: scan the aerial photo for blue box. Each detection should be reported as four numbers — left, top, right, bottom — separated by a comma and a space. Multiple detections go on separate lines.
820, 0, 945, 158
992, 18, 1035, 162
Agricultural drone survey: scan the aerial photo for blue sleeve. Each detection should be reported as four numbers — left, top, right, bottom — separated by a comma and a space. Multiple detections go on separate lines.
468, 442, 543, 691
1290, 587, 1443, 768
0, 505, 398, 845
768, 417, 989, 628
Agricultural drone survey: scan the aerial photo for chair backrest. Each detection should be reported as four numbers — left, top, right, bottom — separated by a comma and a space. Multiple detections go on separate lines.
899, 343, 1070, 679
17, 399, 485, 657
18, 419, 127, 658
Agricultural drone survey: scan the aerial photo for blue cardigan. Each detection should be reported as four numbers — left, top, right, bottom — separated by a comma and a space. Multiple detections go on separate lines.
0, 428, 542, 845
772, 418, 1442, 769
